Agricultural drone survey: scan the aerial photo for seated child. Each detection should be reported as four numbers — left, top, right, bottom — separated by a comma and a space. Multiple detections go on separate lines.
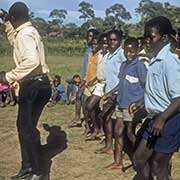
66, 74, 81, 105
49, 75, 67, 106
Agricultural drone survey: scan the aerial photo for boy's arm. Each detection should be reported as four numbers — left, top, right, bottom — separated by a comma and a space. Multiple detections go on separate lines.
102, 85, 119, 100
137, 62, 147, 88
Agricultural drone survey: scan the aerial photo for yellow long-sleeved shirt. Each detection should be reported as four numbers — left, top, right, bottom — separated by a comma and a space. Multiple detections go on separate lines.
84, 51, 99, 82
4, 21, 49, 83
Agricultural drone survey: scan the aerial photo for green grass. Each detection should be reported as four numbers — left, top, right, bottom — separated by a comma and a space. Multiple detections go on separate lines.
0, 56, 180, 180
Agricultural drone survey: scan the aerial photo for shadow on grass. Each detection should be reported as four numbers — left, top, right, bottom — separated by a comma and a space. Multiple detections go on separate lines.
41, 123, 68, 180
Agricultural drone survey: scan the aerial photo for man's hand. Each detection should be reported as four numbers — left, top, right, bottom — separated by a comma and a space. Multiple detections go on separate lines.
151, 114, 166, 136
0, 9, 9, 21
0, 71, 8, 84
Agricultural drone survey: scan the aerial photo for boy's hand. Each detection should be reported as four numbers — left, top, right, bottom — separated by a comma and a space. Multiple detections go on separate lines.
102, 93, 111, 101
128, 100, 144, 118
0, 9, 9, 21
151, 114, 166, 136
79, 80, 86, 88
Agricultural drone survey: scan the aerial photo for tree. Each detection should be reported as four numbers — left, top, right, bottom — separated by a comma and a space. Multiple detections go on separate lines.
49, 9, 68, 25
105, 3, 132, 27
136, 0, 180, 29
32, 17, 49, 36
78, 1, 95, 22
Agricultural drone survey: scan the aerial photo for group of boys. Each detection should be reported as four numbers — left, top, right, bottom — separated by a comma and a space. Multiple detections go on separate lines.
69, 17, 180, 180
0, 1, 180, 180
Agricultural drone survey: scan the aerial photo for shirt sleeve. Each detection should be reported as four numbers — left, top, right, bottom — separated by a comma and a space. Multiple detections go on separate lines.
4, 21, 17, 46
137, 61, 147, 88
165, 57, 180, 99
6, 33, 40, 83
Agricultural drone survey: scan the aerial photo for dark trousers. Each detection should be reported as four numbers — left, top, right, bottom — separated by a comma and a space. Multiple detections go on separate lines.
17, 76, 51, 175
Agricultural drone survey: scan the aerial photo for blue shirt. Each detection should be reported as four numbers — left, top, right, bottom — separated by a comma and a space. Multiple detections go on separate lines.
105, 47, 125, 93
145, 44, 180, 115
82, 46, 92, 79
56, 84, 67, 102
66, 78, 78, 95
117, 59, 147, 108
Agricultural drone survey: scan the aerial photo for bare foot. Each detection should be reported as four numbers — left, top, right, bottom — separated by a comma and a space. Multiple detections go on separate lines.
95, 147, 113, 155
104, 162, 123, 170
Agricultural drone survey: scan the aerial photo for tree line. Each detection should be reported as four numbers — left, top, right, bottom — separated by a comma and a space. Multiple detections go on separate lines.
0, 0, 180, 39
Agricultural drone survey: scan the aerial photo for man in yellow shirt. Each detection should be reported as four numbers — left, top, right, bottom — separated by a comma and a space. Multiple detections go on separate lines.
0, 2, 51, 180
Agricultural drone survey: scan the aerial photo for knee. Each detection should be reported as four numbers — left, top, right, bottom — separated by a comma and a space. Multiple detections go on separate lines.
132, 153, 144, 171
86, 102, 93, 112
114, 125, 124, 138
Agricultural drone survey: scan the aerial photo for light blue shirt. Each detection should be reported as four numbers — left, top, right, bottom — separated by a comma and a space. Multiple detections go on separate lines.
82, 46, 92, 79
105, 47, 125, 93
145, 44, 180, 115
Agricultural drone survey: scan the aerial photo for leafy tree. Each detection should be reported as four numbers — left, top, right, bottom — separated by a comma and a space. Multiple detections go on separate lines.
49, 9, 68, 25
78, 1, 95, 22
136, 0, 180, 29
32, 17, 49, 36
105, 3, 132, 27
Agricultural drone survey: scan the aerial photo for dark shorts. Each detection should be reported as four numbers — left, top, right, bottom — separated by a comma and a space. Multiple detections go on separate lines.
143, 113, 180, 153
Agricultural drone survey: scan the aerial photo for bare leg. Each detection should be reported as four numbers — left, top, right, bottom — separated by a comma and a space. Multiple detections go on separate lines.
133, 139, 153, 180
86, 95, 101, 136
151, 152, 173, 180
105, 117, 124, 169
69, 86, 85, 127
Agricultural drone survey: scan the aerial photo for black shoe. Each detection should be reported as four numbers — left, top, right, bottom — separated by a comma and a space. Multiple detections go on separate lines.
25, 174, 44, 180
11, 167, 32, 180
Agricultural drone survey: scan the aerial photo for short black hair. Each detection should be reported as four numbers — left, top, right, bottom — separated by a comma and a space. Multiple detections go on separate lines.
87, 28, 99, 37
9, 2, 29, 21
54, 75, 61, 82
72, 74, 81, 79
124, 37, 139, 49
144, 16, 175, 37
107, 29, 123, 42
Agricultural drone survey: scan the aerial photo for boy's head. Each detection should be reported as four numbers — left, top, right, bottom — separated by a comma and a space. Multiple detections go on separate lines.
53, 75, 61, 86
124, 37, 138, 61
86, 28, 99, 45
98, 33, 108, 52
9, 2, 29, 28
144, 16, 175, 55
72, 74, 81, 86
108, 29, 123, 52
91, 37, 99, 53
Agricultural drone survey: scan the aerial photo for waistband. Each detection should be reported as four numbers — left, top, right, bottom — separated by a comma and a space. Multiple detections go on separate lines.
20, 74, 48, 83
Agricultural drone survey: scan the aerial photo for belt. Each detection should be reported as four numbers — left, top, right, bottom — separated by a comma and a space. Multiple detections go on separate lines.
20, 74, 47, 83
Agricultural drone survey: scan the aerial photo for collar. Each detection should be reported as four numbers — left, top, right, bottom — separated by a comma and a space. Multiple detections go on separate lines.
108, 47, 122, 59
16, 21, 32, 32
125, 58, 139, 65
150, 43, 170, 64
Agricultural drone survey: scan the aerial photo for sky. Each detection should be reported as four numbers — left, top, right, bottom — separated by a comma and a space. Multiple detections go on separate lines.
0, 0, 180, 25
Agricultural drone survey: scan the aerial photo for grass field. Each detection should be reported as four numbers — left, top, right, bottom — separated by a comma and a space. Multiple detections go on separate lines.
0, 56, 180, 180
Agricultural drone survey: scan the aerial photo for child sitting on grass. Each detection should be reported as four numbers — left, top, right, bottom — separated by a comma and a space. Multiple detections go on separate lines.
48, 75, 67, 106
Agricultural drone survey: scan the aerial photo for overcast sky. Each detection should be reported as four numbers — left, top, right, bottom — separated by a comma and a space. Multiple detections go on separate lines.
0, 0, 179, 25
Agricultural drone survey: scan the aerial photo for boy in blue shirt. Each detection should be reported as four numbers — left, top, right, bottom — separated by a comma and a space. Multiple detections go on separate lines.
49, 75, 67, 106
104, 37, 147, 169
131, 16, 180, 180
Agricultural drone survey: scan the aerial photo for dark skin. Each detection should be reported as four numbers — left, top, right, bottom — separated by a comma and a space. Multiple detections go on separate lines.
104, 43, 139, 169
133, 26, 180, 180
69, 32, 95, 127
85, 37, 109, 138
96, 33, 121, 155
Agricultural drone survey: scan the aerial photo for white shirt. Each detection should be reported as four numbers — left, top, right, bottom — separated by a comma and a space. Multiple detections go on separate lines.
4, 21, 49, 83
96, 51, 108, 81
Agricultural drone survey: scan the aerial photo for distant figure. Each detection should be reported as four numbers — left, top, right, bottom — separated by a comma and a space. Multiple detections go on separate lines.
48, 75, 67, 106
66, 74, 81, 105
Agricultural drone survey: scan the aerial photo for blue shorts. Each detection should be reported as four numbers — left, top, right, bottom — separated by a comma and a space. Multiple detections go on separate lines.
143, 113, 180, 153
